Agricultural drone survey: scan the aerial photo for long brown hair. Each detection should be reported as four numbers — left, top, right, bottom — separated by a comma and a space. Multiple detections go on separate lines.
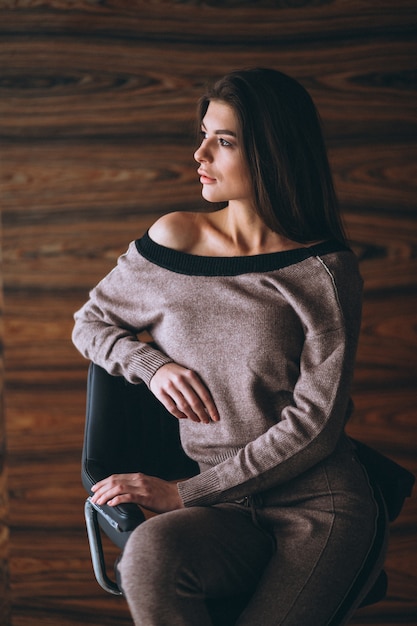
198, 68, 346, 244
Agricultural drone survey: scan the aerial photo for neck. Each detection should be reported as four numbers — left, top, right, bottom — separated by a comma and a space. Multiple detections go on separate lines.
213, 204, 295, 255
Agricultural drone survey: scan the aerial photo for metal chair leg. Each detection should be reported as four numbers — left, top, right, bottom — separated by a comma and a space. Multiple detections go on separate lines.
84, 497, 123, 595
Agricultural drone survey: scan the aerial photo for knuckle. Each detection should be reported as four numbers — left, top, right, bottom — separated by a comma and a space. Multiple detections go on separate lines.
188, 397, 202, 411
142, 485, 152, 498
166, 379, 176, 392
175, 368, 193, 383
184, 368, 197, 381
176, 401, 188, 413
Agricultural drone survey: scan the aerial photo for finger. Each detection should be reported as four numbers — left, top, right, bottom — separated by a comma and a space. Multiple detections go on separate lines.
106, 492, 135, 506
91, 473, 125, 493
160, 390, 201, 422
91, 474, 131, 503
93, 483, 136, 506
189, 380, 220, 422
176, 387, 212, 424
91, 482, 119, 504
182, 373, 220, 422
172, 370, 219, 423
167, 383, 213, 424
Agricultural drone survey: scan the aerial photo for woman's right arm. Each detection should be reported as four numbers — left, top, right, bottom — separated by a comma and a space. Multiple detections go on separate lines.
72, 241, 218, 423
72, 242, 174, 386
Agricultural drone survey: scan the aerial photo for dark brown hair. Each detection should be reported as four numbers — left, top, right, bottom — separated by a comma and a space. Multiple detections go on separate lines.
198, 68, 346, 244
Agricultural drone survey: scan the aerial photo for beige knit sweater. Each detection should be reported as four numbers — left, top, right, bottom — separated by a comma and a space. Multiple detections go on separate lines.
72, 232, 363, 507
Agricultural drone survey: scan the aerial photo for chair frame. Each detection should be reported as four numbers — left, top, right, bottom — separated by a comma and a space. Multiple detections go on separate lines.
84, 497, 124, 595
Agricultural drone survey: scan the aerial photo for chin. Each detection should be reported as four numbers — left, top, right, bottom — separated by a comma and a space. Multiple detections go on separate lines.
202, 189, 225, 204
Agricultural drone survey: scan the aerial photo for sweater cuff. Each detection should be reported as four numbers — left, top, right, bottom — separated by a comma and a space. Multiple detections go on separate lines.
127, 345, 173, 387
177, 467, 222, 507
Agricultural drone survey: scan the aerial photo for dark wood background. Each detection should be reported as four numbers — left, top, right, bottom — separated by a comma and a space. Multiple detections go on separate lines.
1, 2, 416, 625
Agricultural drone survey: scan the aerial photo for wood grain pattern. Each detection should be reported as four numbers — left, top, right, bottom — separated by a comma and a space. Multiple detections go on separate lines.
0, 226, 11, 622
1, 0, 416, 44
1, 37, 416, 140
1, 1, 416, 624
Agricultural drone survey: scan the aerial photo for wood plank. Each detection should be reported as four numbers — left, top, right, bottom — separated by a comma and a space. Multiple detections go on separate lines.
347, 387, 417, 453
10, 528, 133, 626
2, 140, 416, 295
2, 139, 417, 221
330, 143, 417, 212
0, 36, 415, 139
1, 142, 200, 218
347, 214, 417, 292
355, 293, 417, 386
1, 0, 416, 43
0, 247, 11, 625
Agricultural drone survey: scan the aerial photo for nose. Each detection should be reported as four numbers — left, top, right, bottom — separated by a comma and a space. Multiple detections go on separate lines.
194, 141, 212, 163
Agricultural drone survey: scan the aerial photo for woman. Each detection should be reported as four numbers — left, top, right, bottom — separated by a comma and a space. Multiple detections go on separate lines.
72, 68, 385, 625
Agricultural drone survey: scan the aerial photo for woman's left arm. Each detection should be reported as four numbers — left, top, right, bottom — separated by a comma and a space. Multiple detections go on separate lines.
178, 253, 364, 507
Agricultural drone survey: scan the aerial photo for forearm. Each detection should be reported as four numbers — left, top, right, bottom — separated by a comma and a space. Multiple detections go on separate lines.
178, 415, 344, 507
72, 314, 173, 385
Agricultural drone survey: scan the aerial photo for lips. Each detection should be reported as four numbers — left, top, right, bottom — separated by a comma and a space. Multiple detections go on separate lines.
198, 169, 216, 184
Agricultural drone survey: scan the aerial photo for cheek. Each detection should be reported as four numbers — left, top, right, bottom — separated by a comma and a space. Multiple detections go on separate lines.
233, 166, 251, 193
233, 154, 250, 185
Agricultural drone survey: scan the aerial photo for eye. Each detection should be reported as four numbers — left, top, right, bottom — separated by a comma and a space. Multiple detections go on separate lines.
219, 137, 233, 147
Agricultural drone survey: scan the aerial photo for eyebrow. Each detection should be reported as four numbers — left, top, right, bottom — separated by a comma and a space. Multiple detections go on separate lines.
201, 123, 237, 137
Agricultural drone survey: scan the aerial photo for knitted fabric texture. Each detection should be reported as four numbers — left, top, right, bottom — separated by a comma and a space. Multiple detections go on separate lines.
72, 233, 363, 507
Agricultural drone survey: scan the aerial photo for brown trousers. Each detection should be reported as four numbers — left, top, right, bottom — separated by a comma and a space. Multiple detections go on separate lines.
118, 437, 387, 626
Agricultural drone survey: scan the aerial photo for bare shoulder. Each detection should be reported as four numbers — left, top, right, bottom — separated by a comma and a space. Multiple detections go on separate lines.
148, 212, 202, 252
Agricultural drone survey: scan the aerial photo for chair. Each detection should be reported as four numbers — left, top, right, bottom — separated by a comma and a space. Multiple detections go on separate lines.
82, 361, 199, 595
82, 362, 415, 621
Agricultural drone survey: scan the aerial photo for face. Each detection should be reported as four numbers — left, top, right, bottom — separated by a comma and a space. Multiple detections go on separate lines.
194, 100, 252, 206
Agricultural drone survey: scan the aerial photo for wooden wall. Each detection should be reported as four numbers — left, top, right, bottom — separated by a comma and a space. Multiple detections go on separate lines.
0, 249, 11, 625
1, 2, 416, 625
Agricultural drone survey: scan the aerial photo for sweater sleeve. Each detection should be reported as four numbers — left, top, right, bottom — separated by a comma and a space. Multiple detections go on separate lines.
72, 242, 173, 386
178, 255, 363, 507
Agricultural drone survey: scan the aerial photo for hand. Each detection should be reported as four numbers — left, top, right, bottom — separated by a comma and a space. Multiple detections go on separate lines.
150, 362, 220, 424
91, 473, 184, 514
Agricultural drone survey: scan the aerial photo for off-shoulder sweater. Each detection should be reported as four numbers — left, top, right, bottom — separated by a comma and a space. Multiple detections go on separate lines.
72, 232, 363, 507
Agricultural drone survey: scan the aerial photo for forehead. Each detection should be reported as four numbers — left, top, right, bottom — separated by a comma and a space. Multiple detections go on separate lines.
202, 100, 238, 131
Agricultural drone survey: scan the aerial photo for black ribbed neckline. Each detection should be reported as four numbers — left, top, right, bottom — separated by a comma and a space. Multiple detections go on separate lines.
135, 231, 349, 277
